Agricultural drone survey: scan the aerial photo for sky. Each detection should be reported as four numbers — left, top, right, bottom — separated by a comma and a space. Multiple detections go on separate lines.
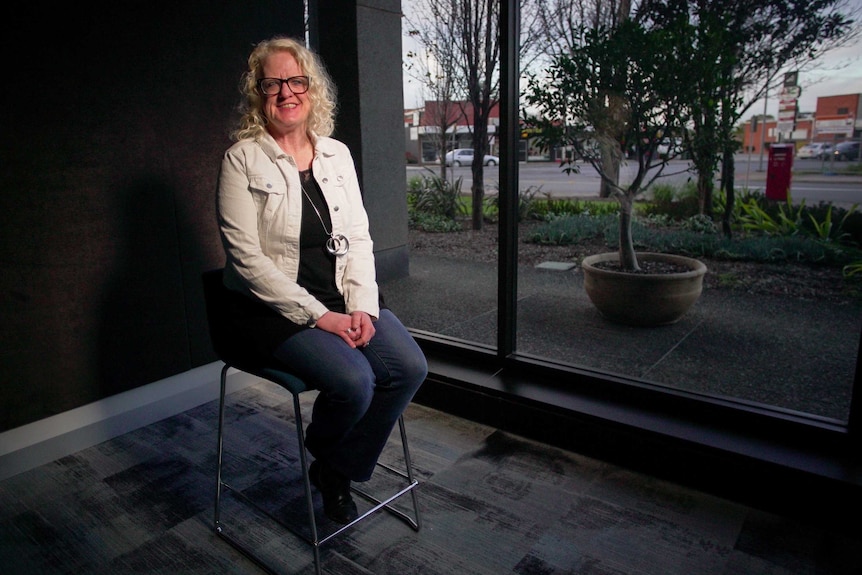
751, 8, 862, 119
400, 0, 862, 121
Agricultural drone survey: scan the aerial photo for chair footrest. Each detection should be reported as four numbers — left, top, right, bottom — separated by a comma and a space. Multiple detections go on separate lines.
212, 364, 421, 575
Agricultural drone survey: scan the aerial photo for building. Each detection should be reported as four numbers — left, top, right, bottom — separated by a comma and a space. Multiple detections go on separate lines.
405, 100, 500, 164
742, 93, 861, 154
813, 93, 861, 142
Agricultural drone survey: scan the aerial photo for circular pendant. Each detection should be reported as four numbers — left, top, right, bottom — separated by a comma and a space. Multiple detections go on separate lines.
326, 234, 350, 256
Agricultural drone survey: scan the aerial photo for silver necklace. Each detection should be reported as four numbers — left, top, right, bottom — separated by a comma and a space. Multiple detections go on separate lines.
301, 180, 349, 256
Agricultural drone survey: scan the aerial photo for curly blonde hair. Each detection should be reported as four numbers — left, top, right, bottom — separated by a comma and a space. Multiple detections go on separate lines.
232, 36, 337, 141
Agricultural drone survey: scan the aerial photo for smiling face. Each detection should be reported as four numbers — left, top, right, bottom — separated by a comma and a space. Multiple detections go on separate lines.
260, 51, 310, 137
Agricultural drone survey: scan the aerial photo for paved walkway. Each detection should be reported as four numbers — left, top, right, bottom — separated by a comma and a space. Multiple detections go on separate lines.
381, 253, 862, 423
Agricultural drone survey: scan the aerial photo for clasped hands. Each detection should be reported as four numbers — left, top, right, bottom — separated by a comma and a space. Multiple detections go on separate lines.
316, 310, 375, 349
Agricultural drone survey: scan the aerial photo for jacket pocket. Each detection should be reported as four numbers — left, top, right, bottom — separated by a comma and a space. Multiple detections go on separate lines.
249, 175, 286, 218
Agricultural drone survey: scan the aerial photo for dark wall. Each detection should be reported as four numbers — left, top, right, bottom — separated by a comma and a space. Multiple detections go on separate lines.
0, 1, 306, 431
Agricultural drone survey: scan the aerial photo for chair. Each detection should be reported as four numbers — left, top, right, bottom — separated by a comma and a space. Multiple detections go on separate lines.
202, 268, 420, 575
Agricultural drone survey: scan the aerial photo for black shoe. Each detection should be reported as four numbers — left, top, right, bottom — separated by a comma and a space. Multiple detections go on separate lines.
308, 460, 358, 524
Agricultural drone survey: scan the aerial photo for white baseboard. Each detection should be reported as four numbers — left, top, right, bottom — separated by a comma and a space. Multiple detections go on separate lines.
0, 362, 259, 481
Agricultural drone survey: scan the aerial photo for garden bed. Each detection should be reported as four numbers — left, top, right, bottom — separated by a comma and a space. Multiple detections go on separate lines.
408, 221, 861, 304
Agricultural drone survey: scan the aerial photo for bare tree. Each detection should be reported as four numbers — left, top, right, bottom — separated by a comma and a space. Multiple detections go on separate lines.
453, 0, 500, 230
405, 4, 461, 179
407, 0, 550, 230
405, 0, 499, 231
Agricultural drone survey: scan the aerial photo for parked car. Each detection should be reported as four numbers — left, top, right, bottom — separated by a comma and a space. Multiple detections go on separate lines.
444, 148, 499, 166
818, 144, 836, 159
832, 141, 861, 161
797, 142, 834, 159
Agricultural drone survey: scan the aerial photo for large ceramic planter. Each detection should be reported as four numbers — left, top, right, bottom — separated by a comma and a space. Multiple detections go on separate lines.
581, 252, 707, 327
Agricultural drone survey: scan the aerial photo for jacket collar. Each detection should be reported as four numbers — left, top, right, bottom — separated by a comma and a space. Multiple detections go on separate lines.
257, 130, 336, 164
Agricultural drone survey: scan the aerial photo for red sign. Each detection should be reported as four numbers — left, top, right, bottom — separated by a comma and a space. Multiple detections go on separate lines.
766, 144, 794, 201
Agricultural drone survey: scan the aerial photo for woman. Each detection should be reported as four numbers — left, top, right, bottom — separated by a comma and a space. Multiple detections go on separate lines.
216, 37, 427, 524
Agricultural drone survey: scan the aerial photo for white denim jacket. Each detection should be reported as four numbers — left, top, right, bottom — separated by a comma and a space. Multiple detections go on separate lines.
217, 132, 379, 327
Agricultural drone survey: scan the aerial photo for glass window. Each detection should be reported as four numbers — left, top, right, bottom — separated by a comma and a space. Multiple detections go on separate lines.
390, 0, 860, 428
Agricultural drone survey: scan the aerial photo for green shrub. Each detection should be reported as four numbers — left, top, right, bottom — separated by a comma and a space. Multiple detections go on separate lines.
737, 195, 805, 237
530, 197, 619, 220
710, 235, 856, 265
650, 182, 676, 204
844, 261, 862, 277
581, 200, 622, 217
526, 213, 617, 244
712, 186, 760, 220
526, 212, 861, 266
407, 171, 466, 229
802, 202, 862, 244
735, 192, 860, 246
682, 214, 718, 234
643, 180, 700, 220
409, 212, 463, 233
486, 184, 544, 222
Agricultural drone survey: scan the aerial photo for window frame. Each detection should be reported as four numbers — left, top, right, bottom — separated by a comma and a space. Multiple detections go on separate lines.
409, 0, 861, 477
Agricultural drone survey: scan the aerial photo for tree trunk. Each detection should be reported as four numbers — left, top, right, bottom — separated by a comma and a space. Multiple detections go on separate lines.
471, 164, 484, 230
599, 143, 618, 198
470, 126, 487, 231
617, 195, 639, 271
696, 170, 714, 217
439, 151, 448, 180
721, 148, 735, 238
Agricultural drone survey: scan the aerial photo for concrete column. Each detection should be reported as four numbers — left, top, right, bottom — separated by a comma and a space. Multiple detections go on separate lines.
313, 0, 409, 281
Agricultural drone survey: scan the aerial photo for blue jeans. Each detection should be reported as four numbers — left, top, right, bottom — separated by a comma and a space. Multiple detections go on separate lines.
273, 309, 427, 482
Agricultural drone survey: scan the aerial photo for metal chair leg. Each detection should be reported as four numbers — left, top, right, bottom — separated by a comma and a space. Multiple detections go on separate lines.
213, 369, 420, 575
398, 415, 422, 530
349, 415, 421, 531
292, 392, 322, 575
214, 363, 229, 532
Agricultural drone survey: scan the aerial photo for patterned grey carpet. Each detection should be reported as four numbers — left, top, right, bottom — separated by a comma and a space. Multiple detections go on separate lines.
1, 380, 859, 574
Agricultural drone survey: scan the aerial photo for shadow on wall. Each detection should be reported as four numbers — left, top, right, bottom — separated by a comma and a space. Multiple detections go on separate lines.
0, 0, 328, 432
97, 175, 192, 397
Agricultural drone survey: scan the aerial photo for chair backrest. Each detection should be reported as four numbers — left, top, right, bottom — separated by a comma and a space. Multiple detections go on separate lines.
202, 268, 308, 393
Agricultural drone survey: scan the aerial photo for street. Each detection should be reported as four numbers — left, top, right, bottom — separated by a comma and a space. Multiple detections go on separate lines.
406, 156, 862, 208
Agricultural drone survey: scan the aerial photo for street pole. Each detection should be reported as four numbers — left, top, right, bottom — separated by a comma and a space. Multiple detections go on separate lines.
745, 145, 752, 189
758, 83, 768, 172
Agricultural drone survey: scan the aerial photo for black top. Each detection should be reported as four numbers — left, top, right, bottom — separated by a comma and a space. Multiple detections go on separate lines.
298, 168, 345, 313
218, 168, 350, 363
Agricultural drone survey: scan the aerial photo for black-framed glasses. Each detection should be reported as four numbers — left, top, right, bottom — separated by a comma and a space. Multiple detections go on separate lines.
257, 76, 310, 96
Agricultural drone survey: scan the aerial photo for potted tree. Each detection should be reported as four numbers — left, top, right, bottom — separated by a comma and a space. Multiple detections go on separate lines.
525, 20, 707, 326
